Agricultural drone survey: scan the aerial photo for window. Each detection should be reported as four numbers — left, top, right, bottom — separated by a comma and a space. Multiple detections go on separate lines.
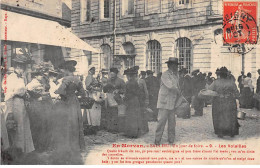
100, 0, 110, 20
121, 0, 134, 16
123, 42, 135, 69
176, 0, 191, 8
175, 38, 192, 73
145, 0, 161, 14
80, 0, 91, 23
100, 44, 111, 69
178, 0, 189, 5
146, 40, 162, 74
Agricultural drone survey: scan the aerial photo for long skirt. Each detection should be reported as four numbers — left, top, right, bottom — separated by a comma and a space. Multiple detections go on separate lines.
124, 97, 142, 138
5, 98, 34, 153
27, 96, 53, 151
106, 107, 118, 133
212, 97, 239, 137
240, 87, 254, 108
1, 105, 9, 151
149, 95, 159, 121
193, 96, 204, 116
50, 95, 85, 164
88, 102, 101, 126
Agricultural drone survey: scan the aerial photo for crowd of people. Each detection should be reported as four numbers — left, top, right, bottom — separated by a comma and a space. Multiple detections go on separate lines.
1, 52, 260, 164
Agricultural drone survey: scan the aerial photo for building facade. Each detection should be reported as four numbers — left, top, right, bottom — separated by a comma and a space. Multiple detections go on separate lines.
71, 0, 259, 84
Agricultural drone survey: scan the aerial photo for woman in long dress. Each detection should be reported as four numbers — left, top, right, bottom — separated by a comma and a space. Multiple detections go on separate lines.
123, 67, 143, 138
240, 72, 254, 109
208, 67, 240, 138
26, 68, 53, 152
137, 69, 149, 134
51, 60, 85, 164
3, 55, 35, 155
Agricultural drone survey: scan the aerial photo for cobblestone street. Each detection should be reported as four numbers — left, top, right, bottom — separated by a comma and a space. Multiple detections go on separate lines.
83, 106, 260, 164
13, 106, 260, 165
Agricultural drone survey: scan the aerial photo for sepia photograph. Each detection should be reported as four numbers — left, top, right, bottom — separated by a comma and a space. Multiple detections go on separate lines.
0, 0, 260, 165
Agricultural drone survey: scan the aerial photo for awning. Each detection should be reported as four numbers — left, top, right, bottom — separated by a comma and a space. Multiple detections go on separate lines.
0, 10, 99, 53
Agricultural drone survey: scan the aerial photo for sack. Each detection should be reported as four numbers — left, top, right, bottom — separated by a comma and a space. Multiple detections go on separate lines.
78, 97, 95, 109
175, 96, 191, 119
107, 93, 118, 107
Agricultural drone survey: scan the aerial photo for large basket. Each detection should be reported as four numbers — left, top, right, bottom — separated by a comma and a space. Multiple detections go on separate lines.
198, 89, 219, 99
79, 97, 95, 109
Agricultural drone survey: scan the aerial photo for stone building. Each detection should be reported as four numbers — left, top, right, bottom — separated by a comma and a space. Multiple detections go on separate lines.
71, 0, 259, 84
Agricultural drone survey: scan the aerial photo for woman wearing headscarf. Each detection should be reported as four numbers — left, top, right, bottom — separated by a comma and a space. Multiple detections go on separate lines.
208, 67, 240, 138
51, 60, 85, 164
123, 67, 143, 138
240, 72, 254, 109
26, 62, 53, 152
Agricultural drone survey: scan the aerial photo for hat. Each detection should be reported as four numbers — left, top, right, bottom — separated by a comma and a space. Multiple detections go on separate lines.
141, 71, 146, 75
219, 67, 228, 74
146, 70, 154, 75
110, 67, 119, 74
165, 57, 180, 64
191, 69, 200, 75
124, 67, 138, 75
59, 60, 77, 69
101, 69, 108, 74
89, 67, 95, 71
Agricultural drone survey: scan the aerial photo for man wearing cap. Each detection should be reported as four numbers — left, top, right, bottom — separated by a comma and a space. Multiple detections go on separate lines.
155, 57, 181, 144
145, 70, 160, 121
4, 54, 35, 154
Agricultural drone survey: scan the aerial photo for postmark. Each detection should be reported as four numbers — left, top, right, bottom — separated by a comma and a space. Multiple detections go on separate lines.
223, 1, 258, 44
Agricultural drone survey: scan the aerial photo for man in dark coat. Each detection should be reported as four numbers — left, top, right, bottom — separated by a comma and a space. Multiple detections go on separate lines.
178, 68, 192, 118
192, 70, 205, 116
238, 71, 246, 94
145, 70, 160, 121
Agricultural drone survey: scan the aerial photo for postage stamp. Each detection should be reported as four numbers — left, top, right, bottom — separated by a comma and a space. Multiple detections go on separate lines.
223, 1, 258, 44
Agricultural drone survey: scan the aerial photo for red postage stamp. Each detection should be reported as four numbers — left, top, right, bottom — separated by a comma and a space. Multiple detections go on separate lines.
223, 1, 258, 44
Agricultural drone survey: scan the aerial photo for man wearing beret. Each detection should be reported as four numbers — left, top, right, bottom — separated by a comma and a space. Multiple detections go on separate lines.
155, 57, 181, 144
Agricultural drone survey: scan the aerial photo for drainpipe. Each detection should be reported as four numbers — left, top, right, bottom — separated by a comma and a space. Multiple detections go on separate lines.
112, 0, 117, 67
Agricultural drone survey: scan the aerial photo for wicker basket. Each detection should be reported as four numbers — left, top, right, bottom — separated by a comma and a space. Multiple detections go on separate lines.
78, 97, 95, 109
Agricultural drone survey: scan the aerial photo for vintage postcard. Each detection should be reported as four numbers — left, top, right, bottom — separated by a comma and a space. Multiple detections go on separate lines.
0, 0, 260, 165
